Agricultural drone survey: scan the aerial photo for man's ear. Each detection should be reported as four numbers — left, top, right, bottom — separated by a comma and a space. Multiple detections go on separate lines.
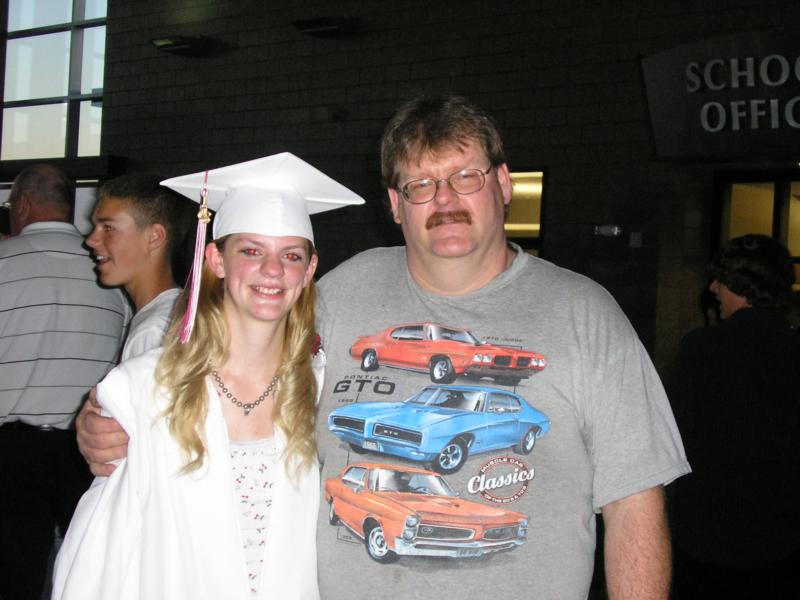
387, 188, 402, 224
495, 163, 513, 207
147, 223, 167, 251
205, 242, 225, 278
16, 192, 32, 223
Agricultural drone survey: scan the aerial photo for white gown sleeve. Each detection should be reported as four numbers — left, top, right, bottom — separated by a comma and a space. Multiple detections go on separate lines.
52, 360, 152, 600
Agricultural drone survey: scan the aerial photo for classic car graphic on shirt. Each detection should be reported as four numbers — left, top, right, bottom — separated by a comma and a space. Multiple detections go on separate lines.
328, 384, 550, 474
325, 462, 529, 563
349, 322, 546, 385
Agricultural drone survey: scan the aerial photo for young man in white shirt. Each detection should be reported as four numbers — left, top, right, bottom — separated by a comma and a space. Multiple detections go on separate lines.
86, 174, 195, 360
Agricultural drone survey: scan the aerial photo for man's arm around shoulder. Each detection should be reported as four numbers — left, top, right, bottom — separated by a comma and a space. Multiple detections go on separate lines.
76, 388, 129, 477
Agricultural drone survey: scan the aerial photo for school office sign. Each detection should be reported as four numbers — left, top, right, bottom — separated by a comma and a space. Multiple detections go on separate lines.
642, 30, 799, 160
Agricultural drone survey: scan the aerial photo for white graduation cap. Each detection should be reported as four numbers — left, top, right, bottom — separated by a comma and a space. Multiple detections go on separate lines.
160, 152, 365, 343
161, 152, 364, 244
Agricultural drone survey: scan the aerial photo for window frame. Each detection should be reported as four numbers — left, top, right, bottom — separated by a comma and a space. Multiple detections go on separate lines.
1, 1, 106, 159
507, 167, 547, 256
712, 169, 800, 266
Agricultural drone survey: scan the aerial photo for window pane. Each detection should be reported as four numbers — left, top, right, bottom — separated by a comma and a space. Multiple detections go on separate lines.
74, 185, 100, 234
728, 183, 774, 239
77, 100, 102, 156
81, 26, 106, 94
83, 0, 108, 20
4, 32, 70, 101
788, 182, 800, 257
8, 0, 72, 32
1, 104, 67, 159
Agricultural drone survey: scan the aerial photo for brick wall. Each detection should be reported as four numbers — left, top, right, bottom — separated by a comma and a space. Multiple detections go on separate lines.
103, 0, 800, 370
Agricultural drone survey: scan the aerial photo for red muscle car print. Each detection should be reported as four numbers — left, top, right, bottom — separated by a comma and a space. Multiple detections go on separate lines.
349, 322, 546, 385
325, 462, 528, 563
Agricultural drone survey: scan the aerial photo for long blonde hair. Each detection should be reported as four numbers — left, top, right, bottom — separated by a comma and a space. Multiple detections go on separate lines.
156, 239, 319, 479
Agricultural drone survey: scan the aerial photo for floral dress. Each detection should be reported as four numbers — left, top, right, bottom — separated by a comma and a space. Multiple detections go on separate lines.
230, 436, 277, 599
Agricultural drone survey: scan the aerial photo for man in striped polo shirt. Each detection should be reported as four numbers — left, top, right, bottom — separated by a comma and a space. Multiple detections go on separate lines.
0, 164, 131, 600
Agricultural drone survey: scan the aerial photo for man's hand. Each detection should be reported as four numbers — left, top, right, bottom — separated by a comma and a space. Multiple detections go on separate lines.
76, 388, 129, 476
602, 485, 671, 600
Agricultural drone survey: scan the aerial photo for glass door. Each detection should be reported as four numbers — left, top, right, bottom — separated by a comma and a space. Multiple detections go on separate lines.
716, 172, 800, 288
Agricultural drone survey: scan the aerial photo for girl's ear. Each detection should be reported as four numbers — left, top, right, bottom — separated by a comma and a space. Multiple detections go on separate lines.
303, 253, 318, 287
205, 242, 225, 278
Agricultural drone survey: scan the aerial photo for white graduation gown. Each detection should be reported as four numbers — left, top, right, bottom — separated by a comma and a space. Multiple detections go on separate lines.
52, 349, 322, 600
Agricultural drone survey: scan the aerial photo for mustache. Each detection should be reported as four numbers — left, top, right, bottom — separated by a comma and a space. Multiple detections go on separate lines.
425, 210, 472, 230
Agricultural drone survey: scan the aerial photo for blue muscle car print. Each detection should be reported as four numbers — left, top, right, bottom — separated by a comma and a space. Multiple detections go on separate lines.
328, 384, 550, 474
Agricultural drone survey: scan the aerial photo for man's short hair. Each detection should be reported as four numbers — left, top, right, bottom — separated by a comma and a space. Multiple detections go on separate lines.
98, 173, 194, 264
710, 234, 796, 310
380, 94, 506, 189
11, 164, 75, 212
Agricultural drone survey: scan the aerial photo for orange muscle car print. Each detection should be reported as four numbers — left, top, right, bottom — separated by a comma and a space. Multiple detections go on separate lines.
349, 322, 546, 385
325, 462, 528, 563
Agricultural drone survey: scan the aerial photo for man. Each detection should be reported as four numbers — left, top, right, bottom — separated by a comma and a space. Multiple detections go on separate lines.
667, 234, 800, 599
79, 95, 689, 599
86, 173, 194, 360
0, 164, 130, 600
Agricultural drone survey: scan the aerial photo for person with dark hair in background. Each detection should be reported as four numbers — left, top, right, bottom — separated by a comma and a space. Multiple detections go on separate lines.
667, 234, 800, 599
86, 173, 195, 361
698, 286, 720, 326
0, 164, 130, 600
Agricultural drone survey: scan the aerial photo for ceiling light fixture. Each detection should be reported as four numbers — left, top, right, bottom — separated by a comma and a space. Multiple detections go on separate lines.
150, 36, 215, 56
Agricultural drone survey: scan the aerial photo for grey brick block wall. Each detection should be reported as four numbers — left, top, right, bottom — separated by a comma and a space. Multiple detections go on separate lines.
103, 0, 800, 369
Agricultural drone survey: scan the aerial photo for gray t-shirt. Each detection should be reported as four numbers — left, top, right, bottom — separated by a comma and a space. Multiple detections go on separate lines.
315, 245, 689, 600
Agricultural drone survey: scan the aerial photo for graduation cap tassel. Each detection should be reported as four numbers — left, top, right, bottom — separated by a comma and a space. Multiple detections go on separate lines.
179, 171, 211, 344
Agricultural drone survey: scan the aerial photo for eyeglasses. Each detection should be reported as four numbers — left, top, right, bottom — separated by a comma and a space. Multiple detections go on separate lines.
398, 166, 493, 204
